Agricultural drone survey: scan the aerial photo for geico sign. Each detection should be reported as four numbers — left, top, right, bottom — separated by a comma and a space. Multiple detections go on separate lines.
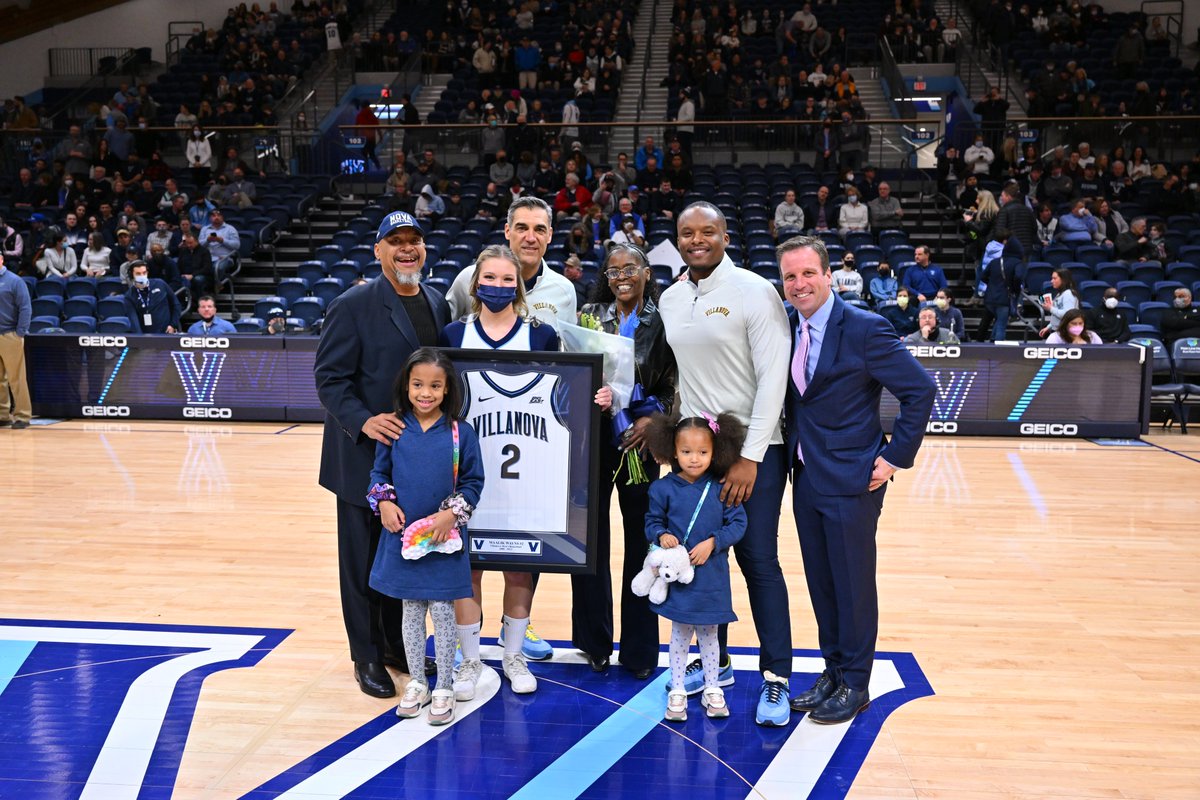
178, 337, 231, 348
1020, 423, 1079, 436
183, 407, 233, 419
908, 345, 961, 358
82, 405, 130, 417
926, 421, 959, 433
78, 335, 128, 347
1023, 347, 1083, 359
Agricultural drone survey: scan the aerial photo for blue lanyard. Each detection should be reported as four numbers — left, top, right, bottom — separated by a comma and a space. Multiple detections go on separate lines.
681, 480, 711, 546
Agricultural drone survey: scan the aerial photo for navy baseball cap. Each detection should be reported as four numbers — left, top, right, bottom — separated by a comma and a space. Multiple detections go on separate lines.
375, 210, 423, 242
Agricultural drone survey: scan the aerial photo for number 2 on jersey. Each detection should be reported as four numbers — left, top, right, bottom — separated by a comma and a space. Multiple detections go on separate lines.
500, 444, 521, 479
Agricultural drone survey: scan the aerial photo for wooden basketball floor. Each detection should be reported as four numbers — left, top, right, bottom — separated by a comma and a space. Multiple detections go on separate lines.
2, 420, 1199, 799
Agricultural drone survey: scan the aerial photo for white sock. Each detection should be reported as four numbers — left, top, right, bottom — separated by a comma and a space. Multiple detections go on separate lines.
502, 615, 529, 657
458, 622, 481, 661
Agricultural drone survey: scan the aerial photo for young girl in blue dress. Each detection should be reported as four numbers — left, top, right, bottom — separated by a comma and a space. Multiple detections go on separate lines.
367, 348, 485, 725
644, 412, 747, 722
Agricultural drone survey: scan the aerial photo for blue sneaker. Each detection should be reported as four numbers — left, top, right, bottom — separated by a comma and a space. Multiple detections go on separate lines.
498, 624, 553, 661
756, 672, 791, 727
668, 657, 735, 697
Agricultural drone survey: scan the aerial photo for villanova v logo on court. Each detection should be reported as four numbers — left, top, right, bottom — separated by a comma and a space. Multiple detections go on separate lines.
0, 622, 931, 798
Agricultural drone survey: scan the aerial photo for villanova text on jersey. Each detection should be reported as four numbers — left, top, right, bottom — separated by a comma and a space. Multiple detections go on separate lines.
471, 409, 551, 441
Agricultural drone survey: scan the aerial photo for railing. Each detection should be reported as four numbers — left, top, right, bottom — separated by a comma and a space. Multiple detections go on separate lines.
48, 46, 136, 77
632, 0, 661, 147
877, 37, 914, 122
1141, 0, 1185, 58
165, 21, 204, 69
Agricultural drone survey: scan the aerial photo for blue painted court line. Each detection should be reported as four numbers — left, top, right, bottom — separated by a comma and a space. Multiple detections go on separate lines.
1007, 452, 1048, 519
1006, 358, 1058, 421
1144, 441, 1200, 465
507, 669, 672, 799
0, 640, 36, 697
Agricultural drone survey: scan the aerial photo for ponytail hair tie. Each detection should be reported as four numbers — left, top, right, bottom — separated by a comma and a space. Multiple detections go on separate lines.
701, 411, 720, 434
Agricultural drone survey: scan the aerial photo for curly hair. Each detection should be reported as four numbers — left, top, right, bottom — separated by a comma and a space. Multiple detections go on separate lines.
643, 412, 747, 478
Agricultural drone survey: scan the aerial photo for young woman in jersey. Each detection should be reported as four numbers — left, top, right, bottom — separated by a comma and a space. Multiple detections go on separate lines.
643, 413, 747, 722
438, 244, 559, 697
367, 348, 484, 725
575, 243, 676, 677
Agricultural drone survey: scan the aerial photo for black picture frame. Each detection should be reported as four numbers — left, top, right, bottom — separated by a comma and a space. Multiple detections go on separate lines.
440, 348, 604, 575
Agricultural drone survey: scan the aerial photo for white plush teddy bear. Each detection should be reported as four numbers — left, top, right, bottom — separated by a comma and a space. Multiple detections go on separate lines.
630, 545, 695, 605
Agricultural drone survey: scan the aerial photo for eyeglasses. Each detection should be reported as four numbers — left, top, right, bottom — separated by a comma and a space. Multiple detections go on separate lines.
604, 266, 643, 280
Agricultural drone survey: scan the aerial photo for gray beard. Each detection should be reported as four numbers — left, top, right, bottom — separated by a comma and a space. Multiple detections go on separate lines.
392, 270, 421, 287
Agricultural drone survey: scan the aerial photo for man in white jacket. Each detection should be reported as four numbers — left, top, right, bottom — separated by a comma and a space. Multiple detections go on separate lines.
963, 134, 995, 176
658, 202, 794, 727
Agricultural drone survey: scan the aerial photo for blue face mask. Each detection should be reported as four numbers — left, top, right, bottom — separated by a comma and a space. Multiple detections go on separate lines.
476, 284, 517, 313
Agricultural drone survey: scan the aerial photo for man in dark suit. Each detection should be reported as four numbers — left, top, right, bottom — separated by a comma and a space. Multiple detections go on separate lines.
315, 210, 450, 698
778, 235, 935, 724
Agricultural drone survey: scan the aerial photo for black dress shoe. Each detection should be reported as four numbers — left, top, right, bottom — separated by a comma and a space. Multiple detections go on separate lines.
808, 685, 870, 724
586, 653, 610, 672
790, 672, 835, 711
354, 661, 396, 698
631, 666, 655, 680
383, 654, 437, 676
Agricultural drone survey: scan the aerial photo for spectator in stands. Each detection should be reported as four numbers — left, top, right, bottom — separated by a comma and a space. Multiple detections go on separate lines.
838, 186, 869, 238
608, 197, 644, 239
123, 261, 180, 334
1040, 267, 1080, 337
637, 156, 663, 193
973, 87, 1009, 153
832, 252, 863, 301
385, 160, 411, 209
1115, 217, 1157, 264
144, 220, 173, 258
675, 89, 695, 158
79, 233, 110, 278
814, 119, 838, 171
1087, 287, 1132, 343
199, 209, 240, 277
145, 242, 180, 291
1034, 202, 1058, 253
562, 254, 591, 309
905, 306, 960, 345
1092, 198, 1128, 245
1127, 146, 1151, 182
187, 127, 213, 186
635, 137, 663, 172
490, 150, 515, 186
1046, 309, 1102, 344
353, 100, 381, 171
178, 232, 215, 301
55, 125, 92, 180
933, 289, 965, 340
964, 133, 995, 176
1055, 199, 1098, 245
516, 37, 541, 90
881, 286, 919, 336
1112, 24, 1145, 80
103, 118, 134, 166
837, 112, 866, 171
868, 182, 904, 230
1041, 161, 1074, 206
1163, 287, 1200, 344
187, 295, 237, 335
554, 173, 592, 222
774, 190, 806, 240
905, 246, 947, 302
414, 184, 444, 226
34, 228, 77, 279
1148, 221, 1173, 263
870, 261, 898, 307
0, 217, 22, 270
804, 185, 839, 234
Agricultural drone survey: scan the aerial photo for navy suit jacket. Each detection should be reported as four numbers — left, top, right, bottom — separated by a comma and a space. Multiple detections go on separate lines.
785, 295, 935, 496
315, 276, 450, 505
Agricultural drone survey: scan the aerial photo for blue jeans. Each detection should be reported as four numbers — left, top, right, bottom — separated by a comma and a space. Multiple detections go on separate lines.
988, 302, 1010, 341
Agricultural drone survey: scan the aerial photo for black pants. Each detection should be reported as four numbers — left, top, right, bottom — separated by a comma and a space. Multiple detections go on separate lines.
337, 499, 406, 667
570, 442, 660, 671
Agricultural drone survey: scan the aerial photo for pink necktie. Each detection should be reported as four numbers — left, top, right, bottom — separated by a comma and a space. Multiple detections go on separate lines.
792, 321, 810, 462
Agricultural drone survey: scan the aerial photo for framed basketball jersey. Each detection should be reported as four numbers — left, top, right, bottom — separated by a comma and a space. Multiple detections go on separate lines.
443, 349, 603, 574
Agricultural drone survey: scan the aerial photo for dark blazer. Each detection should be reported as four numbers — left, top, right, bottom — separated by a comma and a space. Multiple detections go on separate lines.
315, 276, 450, 505
785, 296, 935, 495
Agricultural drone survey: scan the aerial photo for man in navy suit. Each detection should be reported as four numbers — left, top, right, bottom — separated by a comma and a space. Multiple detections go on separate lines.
779, 235, 935, 724
315, 211, 450, 698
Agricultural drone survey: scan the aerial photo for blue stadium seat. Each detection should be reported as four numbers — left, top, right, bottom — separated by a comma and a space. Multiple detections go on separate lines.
289, 297, 325, 326
314, 244, 343, 268
254, 296, 288, 321
1094, 262, 1129, 285
1130, 263, 1165, 285
64, 296, 98, 319
329, 261, 362, 287
276, 278, 309, 306
1116, 281, 1151, 307
1154, 280, 1186, 304
1138, 301, 1170, 329
35, 279, 67, 298
346, 244, 376, 267
66, 277, 97, 298
62, 316, 97, 333
312, 277, 345, 305
98, 316, 133, 333
32, 296, 63, 318
97, 296, 127, 320
234, 318, 266, 333
297, 261, 327, 287
28, 315, 60, 332
1167, 261, 1200, 287
363, 261, 382, 280
97, 277, 124, 297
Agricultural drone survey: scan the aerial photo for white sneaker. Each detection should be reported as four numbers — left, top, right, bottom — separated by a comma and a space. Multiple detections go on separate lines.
665, 689, 688, 722
702, 686, 729, 719
427, 689, 455, 725
502, 653, 538, 694
453, 658, 484, 701
396, 680, 429, 718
